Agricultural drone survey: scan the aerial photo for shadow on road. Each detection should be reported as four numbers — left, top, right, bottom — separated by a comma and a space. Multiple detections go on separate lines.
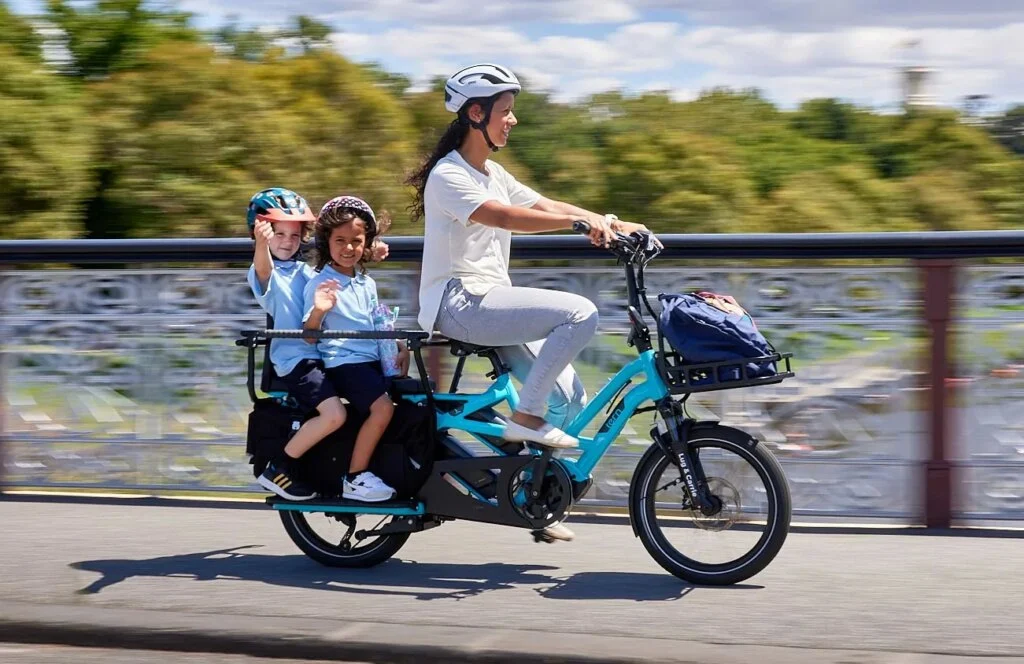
69, 546, 760, 601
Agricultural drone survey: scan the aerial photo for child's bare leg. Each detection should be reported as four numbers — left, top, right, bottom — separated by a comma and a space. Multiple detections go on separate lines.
348, 395, 394, 474
284, 397, 346, 460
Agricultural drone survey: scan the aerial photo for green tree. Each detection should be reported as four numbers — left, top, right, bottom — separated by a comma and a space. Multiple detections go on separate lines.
791, 98, 853, 141
213, 16, 272, 61
84, 43, 419, 237
762, 165, 915, 233
899, 110, 1024, 228
903, 169, 992, 231
46, 0, 198, 78
0, 2, 43, 61
0, 46, 93, 238
290, 15, 331, 54
987, 104, 1024, 156
602, 129, 757, 233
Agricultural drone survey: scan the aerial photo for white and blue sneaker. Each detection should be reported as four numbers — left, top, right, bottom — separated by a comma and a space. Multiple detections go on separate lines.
343, 471, 396, 502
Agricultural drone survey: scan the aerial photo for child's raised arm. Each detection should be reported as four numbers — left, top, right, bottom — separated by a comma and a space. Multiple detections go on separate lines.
252, 219, 275, 290
302, 279, 341, 343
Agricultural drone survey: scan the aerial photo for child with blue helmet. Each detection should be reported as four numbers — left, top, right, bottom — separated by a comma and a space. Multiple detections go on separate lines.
246, 188, 354, 501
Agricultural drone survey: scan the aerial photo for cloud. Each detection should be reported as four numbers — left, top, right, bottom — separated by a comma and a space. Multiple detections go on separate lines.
638, 0, 1024, 30
180, 0, 637, 26
330, 19, 1024, 108
21, 0, 1011, 109
177, 0, 1024, 30
674, 23, 1024, 105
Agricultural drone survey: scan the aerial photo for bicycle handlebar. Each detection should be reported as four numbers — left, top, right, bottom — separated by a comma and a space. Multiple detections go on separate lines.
571, 220, 661, 263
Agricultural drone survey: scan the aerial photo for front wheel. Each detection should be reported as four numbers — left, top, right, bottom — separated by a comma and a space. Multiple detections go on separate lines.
629, 424, 791, 585
279, 510, 409, 568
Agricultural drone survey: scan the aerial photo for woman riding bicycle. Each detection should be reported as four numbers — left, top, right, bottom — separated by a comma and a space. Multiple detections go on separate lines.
408, 63, 653, 539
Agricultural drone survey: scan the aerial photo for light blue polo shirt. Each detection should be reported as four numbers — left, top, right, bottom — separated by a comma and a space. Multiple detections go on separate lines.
247, 260, 320, 377
303, 264, 380, 368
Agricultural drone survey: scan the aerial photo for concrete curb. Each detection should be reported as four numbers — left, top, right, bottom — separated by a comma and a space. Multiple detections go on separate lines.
0, 601, 1018, 664
4, 491, 1024, 537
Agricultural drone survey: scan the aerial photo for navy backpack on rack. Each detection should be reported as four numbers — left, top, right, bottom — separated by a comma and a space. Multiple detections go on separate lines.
657, 291, 777, 383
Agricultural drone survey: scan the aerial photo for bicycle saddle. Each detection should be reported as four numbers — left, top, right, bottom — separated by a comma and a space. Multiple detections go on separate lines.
448, 339, 499, 357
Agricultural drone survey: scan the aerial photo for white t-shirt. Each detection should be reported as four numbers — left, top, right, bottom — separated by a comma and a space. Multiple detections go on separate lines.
417, 150, 541, 333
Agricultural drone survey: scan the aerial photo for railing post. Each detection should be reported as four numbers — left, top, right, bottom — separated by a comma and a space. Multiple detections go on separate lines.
0, 304, 5, 496
919, 259, 956, 528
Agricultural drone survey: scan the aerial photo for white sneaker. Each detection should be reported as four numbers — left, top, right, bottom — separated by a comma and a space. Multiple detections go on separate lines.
502, 421, 579, 449
343, 471, 396, 502
541, 521, 575, 541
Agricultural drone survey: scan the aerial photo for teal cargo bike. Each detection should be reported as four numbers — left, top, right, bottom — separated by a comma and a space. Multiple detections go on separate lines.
236, 223, 795, 585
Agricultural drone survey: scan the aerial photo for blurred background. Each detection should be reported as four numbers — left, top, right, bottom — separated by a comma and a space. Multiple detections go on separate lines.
1, 1, 1022, 525
1, 0, 1023, 239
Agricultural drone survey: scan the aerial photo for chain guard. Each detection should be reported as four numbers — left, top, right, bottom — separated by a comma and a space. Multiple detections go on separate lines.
509, 460, 574, 530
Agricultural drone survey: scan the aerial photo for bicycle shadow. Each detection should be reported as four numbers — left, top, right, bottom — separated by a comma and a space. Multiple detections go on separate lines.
69, 546, 759, 602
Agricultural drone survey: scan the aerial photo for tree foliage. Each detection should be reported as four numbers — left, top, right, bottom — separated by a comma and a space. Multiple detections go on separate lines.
0, 45, 93, 238
1, 2, 1022, 238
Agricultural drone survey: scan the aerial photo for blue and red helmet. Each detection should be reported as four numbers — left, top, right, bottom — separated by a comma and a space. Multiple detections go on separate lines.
246, 188, 316, 234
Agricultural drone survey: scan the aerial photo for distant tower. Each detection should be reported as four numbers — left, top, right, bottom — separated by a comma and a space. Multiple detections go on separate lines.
898, 39, 937, 110
902, 66, 937, 109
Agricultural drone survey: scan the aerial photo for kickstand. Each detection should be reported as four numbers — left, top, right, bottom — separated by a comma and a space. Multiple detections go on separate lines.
337, 514, 356, 551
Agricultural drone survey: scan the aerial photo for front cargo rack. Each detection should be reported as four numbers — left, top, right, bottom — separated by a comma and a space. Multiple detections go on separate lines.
655, 351, 795, 395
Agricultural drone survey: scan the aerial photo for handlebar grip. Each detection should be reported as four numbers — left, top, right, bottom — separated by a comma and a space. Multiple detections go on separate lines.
572, 219, 592, 235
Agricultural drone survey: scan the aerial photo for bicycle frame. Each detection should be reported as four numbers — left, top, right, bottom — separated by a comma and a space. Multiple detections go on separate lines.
403, 348, 670, 484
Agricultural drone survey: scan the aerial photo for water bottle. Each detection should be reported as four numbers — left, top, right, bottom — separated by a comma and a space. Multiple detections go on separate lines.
372, 303, 402, 377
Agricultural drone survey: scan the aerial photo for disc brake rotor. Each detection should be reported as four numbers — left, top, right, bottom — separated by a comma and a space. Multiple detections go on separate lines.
686, 476, 742, 532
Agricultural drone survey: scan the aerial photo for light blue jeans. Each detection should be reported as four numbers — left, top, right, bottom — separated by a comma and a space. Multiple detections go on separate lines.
435, 278, 599, 427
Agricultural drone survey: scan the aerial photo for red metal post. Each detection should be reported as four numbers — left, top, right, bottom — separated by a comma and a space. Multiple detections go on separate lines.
0, 309, 5, 495
919, 259, 956, 528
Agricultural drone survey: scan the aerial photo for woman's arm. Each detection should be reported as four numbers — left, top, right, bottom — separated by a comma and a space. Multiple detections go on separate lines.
471, 200, 615, 246
531, 197, 605, 228
532, 197, 654, 237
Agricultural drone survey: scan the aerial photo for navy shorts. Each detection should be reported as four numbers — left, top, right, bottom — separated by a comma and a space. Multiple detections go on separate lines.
280, 359, 337, 413
325, 362, 390, 414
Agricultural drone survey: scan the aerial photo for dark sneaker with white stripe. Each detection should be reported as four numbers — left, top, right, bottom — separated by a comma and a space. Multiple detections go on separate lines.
258, 461, 316, 501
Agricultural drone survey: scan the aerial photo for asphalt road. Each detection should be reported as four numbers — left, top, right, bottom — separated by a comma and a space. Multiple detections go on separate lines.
1, 500, 1022, 661
0, 643, 366, 664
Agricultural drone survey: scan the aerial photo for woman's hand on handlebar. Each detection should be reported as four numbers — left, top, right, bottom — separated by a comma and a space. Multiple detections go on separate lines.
608, 219, 663, 249
585, 215, 616, 248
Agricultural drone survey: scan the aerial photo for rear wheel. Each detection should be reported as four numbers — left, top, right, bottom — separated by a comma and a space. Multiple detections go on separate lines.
279, 510, 409, 568
629, 424, 791, 585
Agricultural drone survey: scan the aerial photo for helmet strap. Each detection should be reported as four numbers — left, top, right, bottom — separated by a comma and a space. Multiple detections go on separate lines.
463, 99, 501, 152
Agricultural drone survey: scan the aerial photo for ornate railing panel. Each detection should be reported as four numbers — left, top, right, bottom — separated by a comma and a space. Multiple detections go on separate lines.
0, 263, 946, 521
951, 265, 1024, 521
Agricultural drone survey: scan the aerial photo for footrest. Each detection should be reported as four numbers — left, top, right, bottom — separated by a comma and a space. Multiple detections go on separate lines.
266, 496, 425, 516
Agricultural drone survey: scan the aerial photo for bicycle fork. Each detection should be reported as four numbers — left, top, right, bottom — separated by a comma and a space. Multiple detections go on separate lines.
651, 399, 722, 516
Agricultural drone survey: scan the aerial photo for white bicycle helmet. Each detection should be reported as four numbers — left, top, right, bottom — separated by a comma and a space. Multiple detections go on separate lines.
444, 63, 521, 113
